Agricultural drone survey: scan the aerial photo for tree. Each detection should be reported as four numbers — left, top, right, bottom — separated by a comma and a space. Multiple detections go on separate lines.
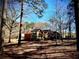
67, 0, 79, 51
73, 0, 79, 51
4, 2, 20, 43
17, 0, 47, 45
67, 0, 75, 39
54, 0, 66, 39
4, 0, 47, 45
49, 0, 68, 42
18, 0, 24, 45
26, 22, 34, 30
49, 17, 59, 31
0, 0, 7, 54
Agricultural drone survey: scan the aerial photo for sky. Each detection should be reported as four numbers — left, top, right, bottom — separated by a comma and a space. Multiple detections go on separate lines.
0, 0, 75, 32
16, 0, 70, 23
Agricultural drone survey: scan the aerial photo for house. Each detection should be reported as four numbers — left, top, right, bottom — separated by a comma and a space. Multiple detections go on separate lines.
23, 29, 62, 41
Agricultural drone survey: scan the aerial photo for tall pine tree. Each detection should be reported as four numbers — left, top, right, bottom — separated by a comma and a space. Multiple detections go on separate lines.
73, 0, 79, 51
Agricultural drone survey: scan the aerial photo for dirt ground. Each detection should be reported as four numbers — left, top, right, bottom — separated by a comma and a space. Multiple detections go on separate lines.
1, 40, 79, 59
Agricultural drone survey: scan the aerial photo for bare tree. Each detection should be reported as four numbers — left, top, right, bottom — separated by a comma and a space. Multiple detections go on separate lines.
49, 17, 59, 31
5, 0, 47, 45
49, 0, 67, 41
0, 0, 7, 54
67, 0, 75, 39
3, 1, 20, 43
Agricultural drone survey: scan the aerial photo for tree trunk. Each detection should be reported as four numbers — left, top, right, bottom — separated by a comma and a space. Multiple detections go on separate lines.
8, 29, 12, 43
18, 0, 23, 46
68, 22, 71, 39
73, 0, 79, 51
0, 0, 7, 54
59, 18, 63, 43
